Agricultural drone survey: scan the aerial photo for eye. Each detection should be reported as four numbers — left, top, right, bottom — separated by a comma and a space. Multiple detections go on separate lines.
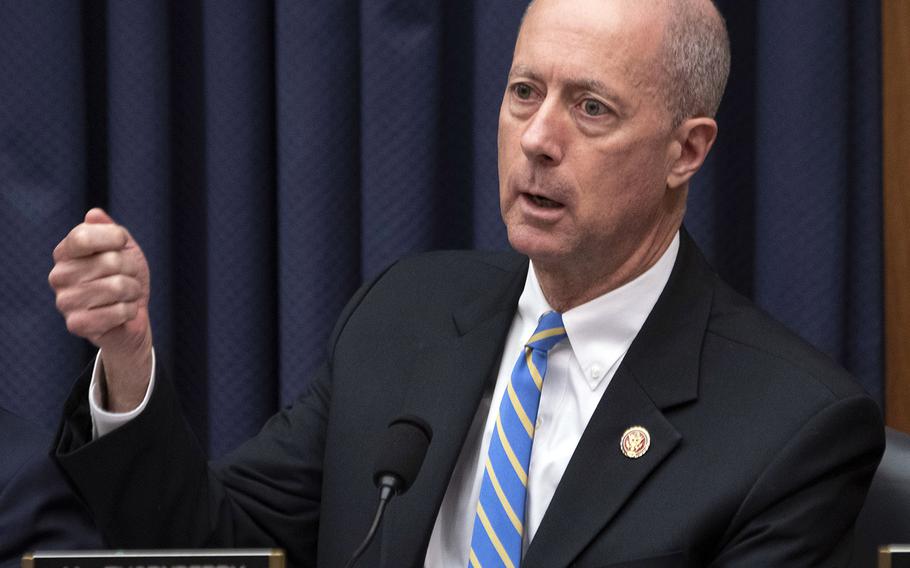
513, 83, 534, 100
581, 98, 609, 116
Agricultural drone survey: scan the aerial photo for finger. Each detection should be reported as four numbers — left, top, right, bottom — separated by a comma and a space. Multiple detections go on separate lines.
49, 250, 141, 289
65, 302, 140, 341
55, 275, 143, 315
49, 251, 127, 289
85, 209, 142, 256
84, 207, 115, 225
53, 223, 129, 262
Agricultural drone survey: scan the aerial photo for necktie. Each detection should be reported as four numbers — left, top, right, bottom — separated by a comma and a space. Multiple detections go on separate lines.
468, 311, 568, 568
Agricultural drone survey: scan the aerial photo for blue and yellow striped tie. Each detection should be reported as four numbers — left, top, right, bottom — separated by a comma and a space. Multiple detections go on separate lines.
468, 311, 568, 568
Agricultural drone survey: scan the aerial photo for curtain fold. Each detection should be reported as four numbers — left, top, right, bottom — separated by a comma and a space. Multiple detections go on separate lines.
275, 1, 362, 405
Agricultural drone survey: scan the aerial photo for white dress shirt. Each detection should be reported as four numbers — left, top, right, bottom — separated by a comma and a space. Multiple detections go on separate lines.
89, 234, 679, 566
423, 234, 678, 567
89, 349, 156, 438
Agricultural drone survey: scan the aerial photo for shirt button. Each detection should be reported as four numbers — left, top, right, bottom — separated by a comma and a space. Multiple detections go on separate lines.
589, 365, 603, 379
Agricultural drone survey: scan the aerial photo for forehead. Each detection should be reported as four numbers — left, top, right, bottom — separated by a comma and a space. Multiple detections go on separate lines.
513, 0, 668, 91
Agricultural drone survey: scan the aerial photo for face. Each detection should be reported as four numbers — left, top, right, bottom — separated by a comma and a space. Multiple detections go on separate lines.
498, 0, 683, 273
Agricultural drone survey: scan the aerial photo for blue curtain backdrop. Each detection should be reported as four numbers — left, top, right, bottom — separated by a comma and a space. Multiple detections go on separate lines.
0, 1, 882, 457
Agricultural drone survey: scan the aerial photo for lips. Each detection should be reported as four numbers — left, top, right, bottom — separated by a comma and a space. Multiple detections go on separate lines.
510, 172, 570, 216
526, 193, 564, 208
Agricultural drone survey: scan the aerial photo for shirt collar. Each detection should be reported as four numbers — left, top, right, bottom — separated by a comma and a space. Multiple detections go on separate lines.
517, 232, 680, 391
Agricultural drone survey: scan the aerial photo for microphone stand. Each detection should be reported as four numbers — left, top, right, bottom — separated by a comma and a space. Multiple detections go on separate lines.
344, 415, 431, 568
343, 476, 399, 568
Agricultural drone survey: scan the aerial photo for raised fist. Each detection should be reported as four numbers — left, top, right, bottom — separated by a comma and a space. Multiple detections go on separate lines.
49, 208, 153, 411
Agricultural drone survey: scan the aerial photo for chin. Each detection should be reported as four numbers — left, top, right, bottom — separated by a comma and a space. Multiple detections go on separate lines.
506, 225, 569, 264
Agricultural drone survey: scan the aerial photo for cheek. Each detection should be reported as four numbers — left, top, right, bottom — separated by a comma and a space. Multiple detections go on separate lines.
573, 149, 664, 223
499, 118, 521, 158
498, 124, 526, 193
498, 124, 519, 212
603, 138, 668, 190
497, 98, 515, 158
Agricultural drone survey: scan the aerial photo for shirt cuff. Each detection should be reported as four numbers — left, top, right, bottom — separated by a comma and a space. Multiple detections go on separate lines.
89, 349, 157, 439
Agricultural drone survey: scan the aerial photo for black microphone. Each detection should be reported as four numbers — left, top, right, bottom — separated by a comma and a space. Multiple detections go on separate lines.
344, 415, 433, 568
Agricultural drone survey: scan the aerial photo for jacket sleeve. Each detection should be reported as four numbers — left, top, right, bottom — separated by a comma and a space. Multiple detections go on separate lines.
54, 342, 332, 567
53, 263, 394, 567
0, 425, 102, 567
710, 394, 885, 567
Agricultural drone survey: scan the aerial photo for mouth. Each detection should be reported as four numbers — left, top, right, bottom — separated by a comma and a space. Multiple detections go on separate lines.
523, 192, 564, 209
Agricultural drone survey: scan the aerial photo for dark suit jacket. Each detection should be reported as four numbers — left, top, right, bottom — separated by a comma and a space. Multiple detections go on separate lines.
1, 408, 101, 567
55, 234, 884, 567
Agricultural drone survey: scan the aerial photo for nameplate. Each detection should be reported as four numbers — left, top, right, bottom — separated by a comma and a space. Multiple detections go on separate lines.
21, 549, 284, 568
880, 545, 910, 568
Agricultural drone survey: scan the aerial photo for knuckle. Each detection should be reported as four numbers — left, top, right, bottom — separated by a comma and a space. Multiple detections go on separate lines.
55, 292, 71, 313
118, 302, 135, 320
48, 267, 62, 288
120, 275, 135, 296
107, 275, 125, 297
124, 256, 146, 279
65, 314, 86, 336
101, 251, 123, 275
120, 277, 136, 299
109, 303, 126, 322
129, 276, 144, 298
49, 263, 74, 288
70, 226, 91, 250
52, 241, 65, 262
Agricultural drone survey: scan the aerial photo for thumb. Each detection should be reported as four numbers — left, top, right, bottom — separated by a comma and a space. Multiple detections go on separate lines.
84, 207, 115, 225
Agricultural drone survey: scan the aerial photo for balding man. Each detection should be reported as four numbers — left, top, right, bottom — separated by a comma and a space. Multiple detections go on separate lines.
50, 0, 884, 566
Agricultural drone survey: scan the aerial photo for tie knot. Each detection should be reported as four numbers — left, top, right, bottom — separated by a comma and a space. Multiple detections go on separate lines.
526, 311, 567, 352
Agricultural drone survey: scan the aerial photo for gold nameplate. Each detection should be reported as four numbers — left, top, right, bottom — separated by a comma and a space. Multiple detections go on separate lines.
879, 544, 910, 568
22, 549, 285, 568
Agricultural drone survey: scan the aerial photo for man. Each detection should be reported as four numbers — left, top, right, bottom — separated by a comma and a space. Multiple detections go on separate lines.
48, 0, 884, 566
0, 407, 102, 566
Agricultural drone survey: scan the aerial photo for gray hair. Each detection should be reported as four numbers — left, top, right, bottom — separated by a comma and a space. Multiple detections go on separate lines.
660, 0, 731, 127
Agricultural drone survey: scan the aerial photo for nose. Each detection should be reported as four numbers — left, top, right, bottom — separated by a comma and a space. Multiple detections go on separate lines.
520, 99, 565, 165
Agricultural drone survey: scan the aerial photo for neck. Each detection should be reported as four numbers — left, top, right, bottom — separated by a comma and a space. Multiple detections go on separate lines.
533, 225, 679, 313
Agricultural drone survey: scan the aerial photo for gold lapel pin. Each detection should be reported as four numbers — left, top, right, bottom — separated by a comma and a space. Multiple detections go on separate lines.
620, 426, 651, 459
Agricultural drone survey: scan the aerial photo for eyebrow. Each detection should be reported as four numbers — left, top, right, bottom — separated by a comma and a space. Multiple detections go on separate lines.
508, 64, 626, 109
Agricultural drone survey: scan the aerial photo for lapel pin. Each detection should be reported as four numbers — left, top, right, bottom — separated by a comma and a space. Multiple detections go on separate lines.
620, 426, 650, 459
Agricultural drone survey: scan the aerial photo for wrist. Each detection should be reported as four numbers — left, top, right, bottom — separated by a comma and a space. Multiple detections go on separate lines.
99, 342, 153, 412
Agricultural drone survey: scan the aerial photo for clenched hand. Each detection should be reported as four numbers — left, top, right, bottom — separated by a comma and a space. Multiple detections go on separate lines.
49, 208, 153, 412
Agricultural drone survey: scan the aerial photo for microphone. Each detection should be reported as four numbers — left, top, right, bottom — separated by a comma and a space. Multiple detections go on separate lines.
344, 415, 433, 568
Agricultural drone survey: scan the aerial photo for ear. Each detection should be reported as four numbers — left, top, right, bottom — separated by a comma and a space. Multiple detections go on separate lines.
666, 117, 718, 190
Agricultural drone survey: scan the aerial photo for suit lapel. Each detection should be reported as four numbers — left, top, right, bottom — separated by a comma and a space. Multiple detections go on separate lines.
379, 255, 529, 567
523, 231, 716, 568
523, 367, 682, 568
